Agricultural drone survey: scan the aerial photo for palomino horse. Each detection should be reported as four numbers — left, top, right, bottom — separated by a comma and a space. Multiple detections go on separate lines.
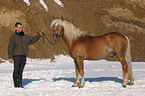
50, 19, 134, 88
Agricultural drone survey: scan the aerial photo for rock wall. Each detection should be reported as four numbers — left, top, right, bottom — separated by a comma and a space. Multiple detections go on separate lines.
0, 0, 144, 62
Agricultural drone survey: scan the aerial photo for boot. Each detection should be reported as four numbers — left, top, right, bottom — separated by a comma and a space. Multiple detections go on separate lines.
13, 72, 19, 88
18, 82, 24, 88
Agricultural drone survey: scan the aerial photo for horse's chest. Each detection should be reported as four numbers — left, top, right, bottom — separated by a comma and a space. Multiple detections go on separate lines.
71, 45, 86, 58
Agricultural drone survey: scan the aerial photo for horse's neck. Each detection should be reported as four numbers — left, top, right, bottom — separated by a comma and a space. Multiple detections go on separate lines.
62, 34, 75, 50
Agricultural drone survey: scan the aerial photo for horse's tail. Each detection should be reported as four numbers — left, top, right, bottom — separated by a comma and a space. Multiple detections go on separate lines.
125, 36, 134, 82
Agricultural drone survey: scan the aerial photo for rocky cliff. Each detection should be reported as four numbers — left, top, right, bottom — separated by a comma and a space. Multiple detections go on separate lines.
0, 0, 145, 62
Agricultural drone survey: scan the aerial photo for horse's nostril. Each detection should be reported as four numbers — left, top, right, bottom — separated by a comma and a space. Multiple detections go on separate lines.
53, 33, 60, 40
53, 34, 56, 38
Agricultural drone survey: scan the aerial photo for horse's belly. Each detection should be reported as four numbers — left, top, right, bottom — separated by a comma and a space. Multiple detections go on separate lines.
84, 48, 111, 60
84, 54, 107, 60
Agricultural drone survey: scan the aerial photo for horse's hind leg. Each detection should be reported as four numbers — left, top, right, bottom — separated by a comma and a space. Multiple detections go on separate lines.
119, 57, 128, 87
72, 59, 80, 87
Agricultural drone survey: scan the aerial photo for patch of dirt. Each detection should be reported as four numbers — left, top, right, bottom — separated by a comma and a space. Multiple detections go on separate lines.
0, 0, 144, 61
0, 59, 2, 63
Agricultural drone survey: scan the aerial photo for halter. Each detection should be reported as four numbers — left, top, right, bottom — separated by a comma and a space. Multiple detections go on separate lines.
53, 27, 64, 40
41, 26, 64, 45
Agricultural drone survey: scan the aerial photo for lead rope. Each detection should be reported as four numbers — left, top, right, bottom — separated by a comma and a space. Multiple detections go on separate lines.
40, 27, 64, 45
41, 32, 57, 45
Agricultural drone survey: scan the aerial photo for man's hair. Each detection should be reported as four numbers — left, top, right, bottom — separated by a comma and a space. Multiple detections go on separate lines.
15, 22, 22, 27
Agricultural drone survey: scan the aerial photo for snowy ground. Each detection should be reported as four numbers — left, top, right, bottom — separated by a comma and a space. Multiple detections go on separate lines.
0, 55, 145, 96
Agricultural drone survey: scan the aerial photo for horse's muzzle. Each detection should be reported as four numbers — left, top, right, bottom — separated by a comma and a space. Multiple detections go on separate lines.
53, 33, 60, 40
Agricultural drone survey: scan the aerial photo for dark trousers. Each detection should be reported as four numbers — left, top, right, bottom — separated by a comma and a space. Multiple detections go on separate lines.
13, 56, 26, 87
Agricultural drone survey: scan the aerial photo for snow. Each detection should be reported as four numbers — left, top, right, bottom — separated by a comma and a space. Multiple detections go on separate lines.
0, 58, 6, 62
54, 0, 64, 7
0, 55, 145, 96
39, 0, 48, 12
23, 0, 30, 6
23, 0, 64, 12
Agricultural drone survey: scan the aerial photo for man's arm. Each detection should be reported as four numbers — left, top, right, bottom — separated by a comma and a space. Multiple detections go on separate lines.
8, 36, 15, 62
28, 33, 42, 45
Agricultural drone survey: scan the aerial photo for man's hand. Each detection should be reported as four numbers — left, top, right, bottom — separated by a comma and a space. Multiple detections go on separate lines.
9, 58, 13, 63
40, 32, 43, 36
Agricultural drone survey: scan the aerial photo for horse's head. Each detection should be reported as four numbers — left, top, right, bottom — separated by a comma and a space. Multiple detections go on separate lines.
50, 19, 85, 45
51, 23, 64, 41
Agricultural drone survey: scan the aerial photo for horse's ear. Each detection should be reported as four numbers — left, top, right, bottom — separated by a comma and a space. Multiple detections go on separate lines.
61, 16, 64, 20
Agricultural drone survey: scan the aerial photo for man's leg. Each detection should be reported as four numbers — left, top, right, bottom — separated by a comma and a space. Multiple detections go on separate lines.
13, 57, 21, 88
18, 56, 26, 88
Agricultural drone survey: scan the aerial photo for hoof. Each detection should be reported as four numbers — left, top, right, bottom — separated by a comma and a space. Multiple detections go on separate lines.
72, 83, 79, 87
122, 83, 127, 88
79, 86, 83, 88
122, 85, 126, 88
79, 85, 84, 88
129, 82, 134, 86
72, 85, 77, 87
79, 84, 84, 88
122, 81, 128, 88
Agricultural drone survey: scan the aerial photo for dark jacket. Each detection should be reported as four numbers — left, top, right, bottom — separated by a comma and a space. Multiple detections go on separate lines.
8, 31, 41, 58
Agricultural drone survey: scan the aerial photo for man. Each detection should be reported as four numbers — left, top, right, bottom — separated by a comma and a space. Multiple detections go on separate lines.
8, 22, 43, 88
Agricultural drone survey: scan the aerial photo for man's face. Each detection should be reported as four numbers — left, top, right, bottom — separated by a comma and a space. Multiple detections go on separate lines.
15, 24, 23, 33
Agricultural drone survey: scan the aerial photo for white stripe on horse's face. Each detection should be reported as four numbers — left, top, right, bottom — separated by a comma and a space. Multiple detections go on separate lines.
53, 23, 61, 34
54, 23, 58, 30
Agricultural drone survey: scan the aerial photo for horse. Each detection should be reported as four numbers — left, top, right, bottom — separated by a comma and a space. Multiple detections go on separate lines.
50, 19, 134, 88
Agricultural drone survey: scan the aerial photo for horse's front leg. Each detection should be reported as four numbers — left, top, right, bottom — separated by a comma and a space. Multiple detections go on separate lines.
79, 67, 85, 88
72, 60, 80, 87
76, 57, 85, 88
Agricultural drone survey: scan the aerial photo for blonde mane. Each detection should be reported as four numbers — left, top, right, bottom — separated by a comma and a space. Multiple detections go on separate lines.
50, 19, 85, 42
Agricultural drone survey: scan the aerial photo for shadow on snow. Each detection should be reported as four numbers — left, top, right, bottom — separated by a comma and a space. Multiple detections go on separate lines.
22, 77, 123, 86
22, 78, 47, 86
53, 77, 123, 84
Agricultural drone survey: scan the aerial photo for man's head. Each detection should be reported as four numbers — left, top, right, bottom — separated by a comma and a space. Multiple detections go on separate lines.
15, 22, 23, 33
